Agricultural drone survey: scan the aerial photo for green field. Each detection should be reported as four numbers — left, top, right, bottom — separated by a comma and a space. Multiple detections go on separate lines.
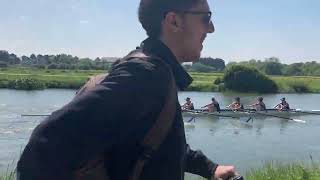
1, 67, 320, 93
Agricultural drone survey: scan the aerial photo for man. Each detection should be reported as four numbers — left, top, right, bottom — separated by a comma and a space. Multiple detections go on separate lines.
227, 97, 244, 111
250, 96, 267, 111
275, 97, 290, 110
17, 0, 237, 180
201, 97, 221, 112
181, 97, 195, 110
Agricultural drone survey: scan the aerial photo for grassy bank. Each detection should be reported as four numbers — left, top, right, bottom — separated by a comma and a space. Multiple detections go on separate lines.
1, 67, 320, 93
184, 162, 320, 180
188, 72, 320, 93
0, 67, 104, 89
2, 162, 319, 180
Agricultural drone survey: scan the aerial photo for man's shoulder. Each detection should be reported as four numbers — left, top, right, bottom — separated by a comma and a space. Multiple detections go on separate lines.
110, 50, 172, 78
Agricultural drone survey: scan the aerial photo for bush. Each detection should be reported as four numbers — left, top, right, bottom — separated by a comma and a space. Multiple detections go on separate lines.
223, 65, 278, 93
8, 77, 46, 90
287, 80, 311, 93
214, 77, 223, 85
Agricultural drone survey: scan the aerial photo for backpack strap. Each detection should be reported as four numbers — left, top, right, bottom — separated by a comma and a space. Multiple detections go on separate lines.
128, 52, 177, 180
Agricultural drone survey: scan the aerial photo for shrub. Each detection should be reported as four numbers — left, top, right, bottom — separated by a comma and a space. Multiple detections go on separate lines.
8, 77, 46, 90
214, 77, 223, 85
223, 65, 278, 93
287, 80, 311, 93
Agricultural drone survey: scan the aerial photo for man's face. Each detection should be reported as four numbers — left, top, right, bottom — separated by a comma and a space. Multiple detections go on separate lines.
177, 0, 215, 62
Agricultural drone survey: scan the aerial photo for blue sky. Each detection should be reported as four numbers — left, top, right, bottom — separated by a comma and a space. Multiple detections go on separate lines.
0, 0, 319, 63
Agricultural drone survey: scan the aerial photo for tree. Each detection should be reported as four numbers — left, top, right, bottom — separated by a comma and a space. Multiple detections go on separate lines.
283, 63, 303, 76
0, 50, 9, 62
191, 62, 216, 72
262, 62, 283, 75
199, 57, 226, 71
223, 65, 278, 93
0, 51, 20, 64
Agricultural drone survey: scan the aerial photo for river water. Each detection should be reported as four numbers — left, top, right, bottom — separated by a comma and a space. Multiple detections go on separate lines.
0, 89, 319, 174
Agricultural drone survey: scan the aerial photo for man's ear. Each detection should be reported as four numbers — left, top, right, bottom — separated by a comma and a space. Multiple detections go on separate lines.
163, 12, 182, 32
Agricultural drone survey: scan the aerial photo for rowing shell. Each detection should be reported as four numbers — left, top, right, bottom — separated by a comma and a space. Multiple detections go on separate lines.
182, 108, 320, 118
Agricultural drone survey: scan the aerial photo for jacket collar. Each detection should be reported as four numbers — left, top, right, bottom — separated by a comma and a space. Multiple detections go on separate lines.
140, 38, 193, 90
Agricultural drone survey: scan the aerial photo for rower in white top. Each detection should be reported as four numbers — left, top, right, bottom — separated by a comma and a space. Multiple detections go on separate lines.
275, 97, 290, 111
227, 97, 244, 111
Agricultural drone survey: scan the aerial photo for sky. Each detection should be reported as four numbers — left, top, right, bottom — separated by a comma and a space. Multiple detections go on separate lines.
0, 0, 319, 64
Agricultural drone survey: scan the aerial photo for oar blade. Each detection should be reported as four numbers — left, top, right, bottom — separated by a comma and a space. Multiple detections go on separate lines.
291, 119, 306, 123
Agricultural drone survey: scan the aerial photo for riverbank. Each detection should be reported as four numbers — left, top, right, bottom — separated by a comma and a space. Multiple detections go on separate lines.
1, 67, 320, 93
2, 162, 319, 180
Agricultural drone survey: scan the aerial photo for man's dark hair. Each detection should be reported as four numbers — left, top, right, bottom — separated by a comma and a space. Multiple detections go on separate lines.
138, 0, 203, 38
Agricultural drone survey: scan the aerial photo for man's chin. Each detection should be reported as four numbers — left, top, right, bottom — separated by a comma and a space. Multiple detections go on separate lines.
178, 52, 201, 63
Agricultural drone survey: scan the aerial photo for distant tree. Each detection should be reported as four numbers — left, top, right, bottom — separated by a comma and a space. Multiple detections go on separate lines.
47, 63, 58, 69
21, 56, 32, 65
199, 57, 225, 71
0, 51, 20, 64
0, 61, 8, 67
0, 50, 9, 62
262, 61, 283, 75
191, 62, 216, 72
283, 63, 303, 76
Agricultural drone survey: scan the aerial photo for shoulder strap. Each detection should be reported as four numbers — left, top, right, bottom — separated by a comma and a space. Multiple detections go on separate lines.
127, 51, 177, 180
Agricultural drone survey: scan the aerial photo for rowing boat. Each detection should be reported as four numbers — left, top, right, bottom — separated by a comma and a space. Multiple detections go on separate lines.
182, 108, 320, 118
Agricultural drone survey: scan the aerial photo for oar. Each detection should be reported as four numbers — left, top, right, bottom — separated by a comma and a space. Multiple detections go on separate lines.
184, 110, 253, 122
21, 114, 50, 117
186, 116, 196, 123
294, 109, 320, 115
253, 111, 306, 123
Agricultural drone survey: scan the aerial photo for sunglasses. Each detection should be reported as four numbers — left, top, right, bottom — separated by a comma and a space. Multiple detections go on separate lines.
176, 10, 212, 25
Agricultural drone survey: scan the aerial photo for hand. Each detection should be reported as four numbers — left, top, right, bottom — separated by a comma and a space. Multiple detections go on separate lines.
212, 165, 236, 180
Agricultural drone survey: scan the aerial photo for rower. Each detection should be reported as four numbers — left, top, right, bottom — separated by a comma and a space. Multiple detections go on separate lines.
227, 97, 244, 111
250, 96, 267, 111
275, 97, 290, 111
181, 97, 195, 110
201, 97, 221, 113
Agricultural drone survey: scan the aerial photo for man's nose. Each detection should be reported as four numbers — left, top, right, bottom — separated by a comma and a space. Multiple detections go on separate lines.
208, 21, 215, 33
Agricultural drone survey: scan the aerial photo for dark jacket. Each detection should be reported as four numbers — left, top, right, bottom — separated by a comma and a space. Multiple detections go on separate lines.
17, 38, 218, 180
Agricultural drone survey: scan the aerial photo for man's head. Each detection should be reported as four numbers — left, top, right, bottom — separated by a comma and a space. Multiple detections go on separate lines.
235, 97, 240, 102
211, 97, 215, 102
281, 97, 286, 102
257, 96, 263, 102
139, 0, 214, 62
186, 97, 191, 102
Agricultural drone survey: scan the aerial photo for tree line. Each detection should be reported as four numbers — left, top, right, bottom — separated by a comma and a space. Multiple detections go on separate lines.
1, 50, 320, 76
227, 57, 320, 76
0, 50, 114, 70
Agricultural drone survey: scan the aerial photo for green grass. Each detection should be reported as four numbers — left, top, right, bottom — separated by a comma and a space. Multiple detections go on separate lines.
2, 162, 319, 180
0, 67, 104, 89
184, 162, 320, 180
1, 67, 320, 93
246, 161, 320, 180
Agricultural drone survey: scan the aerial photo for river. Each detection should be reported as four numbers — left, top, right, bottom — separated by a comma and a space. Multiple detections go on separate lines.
0, 89, 319, 174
